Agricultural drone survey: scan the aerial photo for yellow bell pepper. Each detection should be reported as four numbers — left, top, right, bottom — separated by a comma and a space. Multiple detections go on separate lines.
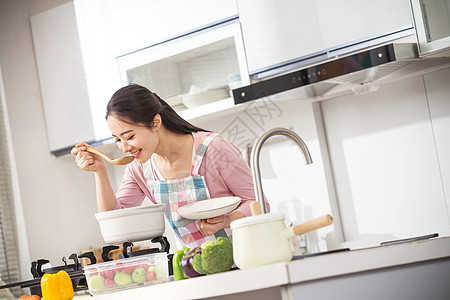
40, 270, 74, 300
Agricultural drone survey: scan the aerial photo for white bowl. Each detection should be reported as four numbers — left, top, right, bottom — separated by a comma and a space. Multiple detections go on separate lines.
95, 204, 166, 244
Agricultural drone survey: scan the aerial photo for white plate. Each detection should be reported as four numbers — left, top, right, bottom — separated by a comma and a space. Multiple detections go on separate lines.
177, 197, 241, 219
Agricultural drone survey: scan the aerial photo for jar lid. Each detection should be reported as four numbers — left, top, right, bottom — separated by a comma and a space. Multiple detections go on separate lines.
230, 213, 285, 229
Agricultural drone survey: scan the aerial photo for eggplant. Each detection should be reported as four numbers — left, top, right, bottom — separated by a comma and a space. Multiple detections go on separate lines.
180, 247, 204, 278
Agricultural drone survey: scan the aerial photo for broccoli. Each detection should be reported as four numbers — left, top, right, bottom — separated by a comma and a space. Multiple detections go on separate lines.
183, 237, 233, 276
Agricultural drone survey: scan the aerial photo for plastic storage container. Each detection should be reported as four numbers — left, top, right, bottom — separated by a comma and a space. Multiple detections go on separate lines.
83, 253, 169, 296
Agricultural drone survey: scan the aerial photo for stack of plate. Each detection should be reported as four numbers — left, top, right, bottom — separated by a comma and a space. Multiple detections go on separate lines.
182, 85, 229, 109
165, 94, 187, 112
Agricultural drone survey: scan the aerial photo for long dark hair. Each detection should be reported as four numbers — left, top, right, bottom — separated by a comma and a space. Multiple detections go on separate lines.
106, 84, 207, 133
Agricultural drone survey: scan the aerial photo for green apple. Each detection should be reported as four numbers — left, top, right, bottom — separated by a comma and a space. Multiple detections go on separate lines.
132, 267, 147, 283
89, 275, 105, 291
114, 271, 132, 286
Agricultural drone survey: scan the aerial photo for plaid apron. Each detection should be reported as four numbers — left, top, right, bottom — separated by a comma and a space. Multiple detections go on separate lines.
143, 132, 229, 249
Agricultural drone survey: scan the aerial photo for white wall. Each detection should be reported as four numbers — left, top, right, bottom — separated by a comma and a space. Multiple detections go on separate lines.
321, 66, 450, 247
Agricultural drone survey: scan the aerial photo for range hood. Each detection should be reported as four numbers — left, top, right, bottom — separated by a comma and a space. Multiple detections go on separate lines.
233, 42, 450, 104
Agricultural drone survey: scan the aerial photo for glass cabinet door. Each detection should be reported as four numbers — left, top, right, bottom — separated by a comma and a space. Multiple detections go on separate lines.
410, 0, 450, 56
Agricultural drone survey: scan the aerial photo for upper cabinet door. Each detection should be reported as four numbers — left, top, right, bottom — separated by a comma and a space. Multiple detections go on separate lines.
30, 2, 94, 152
76, 0, 239, 58
238, 0, 413, 75
410, 0, 450, 56
237, 0, 323, 74
317, 0, 413, 49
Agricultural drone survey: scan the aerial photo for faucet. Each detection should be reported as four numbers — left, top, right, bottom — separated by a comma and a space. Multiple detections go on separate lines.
250, 127, 313, 214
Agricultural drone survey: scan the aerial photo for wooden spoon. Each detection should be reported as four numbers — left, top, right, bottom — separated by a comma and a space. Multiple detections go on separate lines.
85, 146, 134, 165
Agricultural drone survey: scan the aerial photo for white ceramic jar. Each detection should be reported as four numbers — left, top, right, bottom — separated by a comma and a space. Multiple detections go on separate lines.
230, 213, 294, 269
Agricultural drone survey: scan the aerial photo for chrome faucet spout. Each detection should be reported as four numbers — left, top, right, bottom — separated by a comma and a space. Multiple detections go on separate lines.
250, 127, 313, 214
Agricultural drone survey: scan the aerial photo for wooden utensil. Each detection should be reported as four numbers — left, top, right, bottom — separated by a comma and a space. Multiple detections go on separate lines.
250, 201, 262, 216
293, 214, 333, 235
85, 146, 134, 165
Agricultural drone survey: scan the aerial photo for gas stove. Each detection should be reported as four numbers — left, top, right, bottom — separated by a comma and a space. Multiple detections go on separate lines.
0, 236, 173, 297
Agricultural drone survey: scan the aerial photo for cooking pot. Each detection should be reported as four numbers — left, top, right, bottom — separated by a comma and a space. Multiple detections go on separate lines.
230, 213, 333, 269
95, 204, 166, 244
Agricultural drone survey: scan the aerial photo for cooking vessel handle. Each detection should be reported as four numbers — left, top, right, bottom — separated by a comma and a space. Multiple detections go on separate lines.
292, 214, 333, 236
250, 201, 262, 216
102, 245, 119, 262
69, 253, 81, 270
78, 251, 97, 265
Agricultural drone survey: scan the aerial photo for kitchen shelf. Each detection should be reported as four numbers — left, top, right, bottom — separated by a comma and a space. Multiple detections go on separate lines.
178, 97, 238, 120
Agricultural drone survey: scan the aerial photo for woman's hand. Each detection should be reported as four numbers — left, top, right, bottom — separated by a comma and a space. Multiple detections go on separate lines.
198, 214, 230, 237
198, 210, 246, 236
71, 142, 106, 173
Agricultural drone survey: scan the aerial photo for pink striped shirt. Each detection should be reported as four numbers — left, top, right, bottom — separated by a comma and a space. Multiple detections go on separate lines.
114, 131, 270, 217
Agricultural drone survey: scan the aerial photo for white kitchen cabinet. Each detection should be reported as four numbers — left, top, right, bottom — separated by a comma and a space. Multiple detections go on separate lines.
289, 251, 450, 300
237, 0, 413, 75
236, 0, 323, 74
30, 2, 94, 152
316, 0, 413, 50
75, 0, 239, 58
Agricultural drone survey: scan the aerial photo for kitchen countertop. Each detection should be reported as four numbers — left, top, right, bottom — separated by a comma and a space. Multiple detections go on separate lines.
89, 236, 450, 300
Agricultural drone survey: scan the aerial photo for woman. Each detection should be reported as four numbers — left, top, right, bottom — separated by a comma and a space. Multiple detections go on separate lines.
72, 84, 269, 249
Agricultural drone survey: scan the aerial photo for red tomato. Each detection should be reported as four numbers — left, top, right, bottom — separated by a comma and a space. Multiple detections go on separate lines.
105, 277, 116, 289
19, 295, 41, 300
123, 265, 136, 274
146, 270, 156, 281
87, 267, 99, 276
100, 269, 116, 278
114, 262, 124, 271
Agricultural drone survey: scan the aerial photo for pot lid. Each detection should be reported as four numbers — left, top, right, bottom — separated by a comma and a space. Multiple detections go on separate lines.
230, 213, 285, 229
95, 204, 165, 220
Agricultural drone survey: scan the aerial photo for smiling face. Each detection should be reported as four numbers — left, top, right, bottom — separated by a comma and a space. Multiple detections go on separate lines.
107, 114, 161, 163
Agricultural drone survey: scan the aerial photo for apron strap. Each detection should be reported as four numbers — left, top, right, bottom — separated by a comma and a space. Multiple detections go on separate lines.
191, 132, 219, 176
